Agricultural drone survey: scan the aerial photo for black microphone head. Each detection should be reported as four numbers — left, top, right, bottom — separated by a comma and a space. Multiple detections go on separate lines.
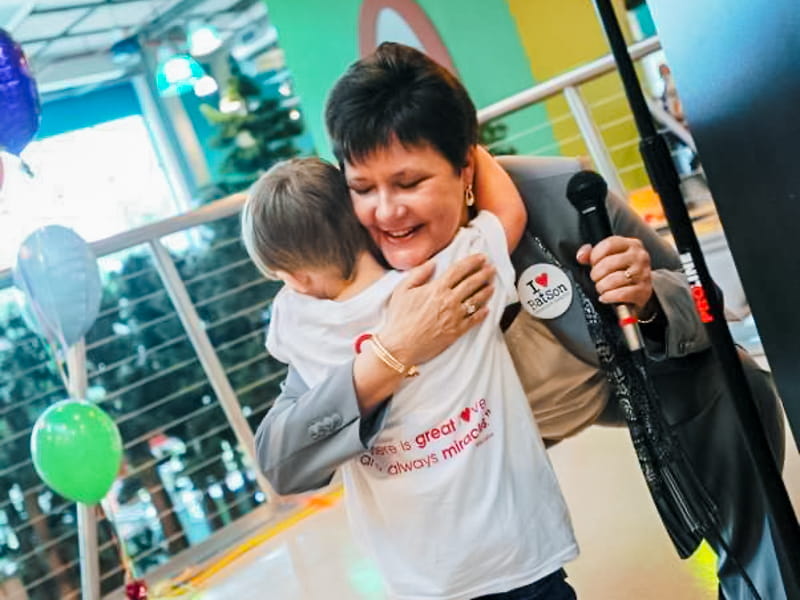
566, 170, 608, 211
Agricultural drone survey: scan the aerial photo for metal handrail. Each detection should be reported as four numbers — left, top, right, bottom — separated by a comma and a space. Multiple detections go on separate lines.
0, 192, 247, 278
476, 36, 661, 123
0, 185, 276, 599
477, 35, 665, 196
3, 418, 236, 538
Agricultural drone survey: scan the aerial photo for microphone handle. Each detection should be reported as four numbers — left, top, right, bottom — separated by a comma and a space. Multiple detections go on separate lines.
579, 205, 643, 353
580, 205, 614, 243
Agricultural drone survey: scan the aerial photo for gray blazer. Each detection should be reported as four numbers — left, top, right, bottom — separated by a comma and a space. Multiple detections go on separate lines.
254, 155, 711, 495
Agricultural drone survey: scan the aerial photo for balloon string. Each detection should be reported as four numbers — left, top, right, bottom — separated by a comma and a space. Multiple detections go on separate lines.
52, 349, 70, 393
18, 233, 74, 395
23, 294, 71, 393
53, 325, 72, 390
19, 158, 34, 177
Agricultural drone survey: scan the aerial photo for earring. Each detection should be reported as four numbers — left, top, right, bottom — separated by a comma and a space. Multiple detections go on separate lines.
465, 184, 475, 207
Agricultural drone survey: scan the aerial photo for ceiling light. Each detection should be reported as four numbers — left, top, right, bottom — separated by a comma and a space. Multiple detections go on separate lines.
193, 75, 219, 97
155, 53, 205, 96
189, 24, 222, 57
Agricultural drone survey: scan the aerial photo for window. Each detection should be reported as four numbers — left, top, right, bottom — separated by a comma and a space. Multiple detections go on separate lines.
0, 115, 180, 268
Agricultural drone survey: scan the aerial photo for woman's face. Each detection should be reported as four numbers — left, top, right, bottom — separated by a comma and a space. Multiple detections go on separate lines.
344, 139, 474, 271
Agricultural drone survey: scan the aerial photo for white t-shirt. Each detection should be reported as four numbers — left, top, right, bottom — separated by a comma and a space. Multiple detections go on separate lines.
267, 212, 577, 600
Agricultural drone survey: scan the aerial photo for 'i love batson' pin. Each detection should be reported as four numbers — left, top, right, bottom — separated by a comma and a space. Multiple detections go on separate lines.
517, 263, 573, 319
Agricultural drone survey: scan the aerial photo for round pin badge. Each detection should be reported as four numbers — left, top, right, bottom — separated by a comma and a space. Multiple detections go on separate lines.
517, 263, 573, 319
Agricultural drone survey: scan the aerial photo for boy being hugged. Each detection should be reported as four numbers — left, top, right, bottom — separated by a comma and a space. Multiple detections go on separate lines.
241, 152, 578, 600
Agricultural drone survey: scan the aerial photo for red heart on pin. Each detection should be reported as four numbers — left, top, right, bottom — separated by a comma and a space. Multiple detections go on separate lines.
535, 273, 549, 287
460, 408, 471, 422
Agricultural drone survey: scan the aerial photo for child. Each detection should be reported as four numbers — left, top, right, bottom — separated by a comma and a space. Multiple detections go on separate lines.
242, 151, 578, 600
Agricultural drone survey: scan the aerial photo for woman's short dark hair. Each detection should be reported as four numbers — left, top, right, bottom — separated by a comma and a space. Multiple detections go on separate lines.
325, 42, 477, 171
241, 157, 371, 279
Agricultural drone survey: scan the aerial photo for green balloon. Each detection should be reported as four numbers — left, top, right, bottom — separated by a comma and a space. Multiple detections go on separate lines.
31, 400, 122, 504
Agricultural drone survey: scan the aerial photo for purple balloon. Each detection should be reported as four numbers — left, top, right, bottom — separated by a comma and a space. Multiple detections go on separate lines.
0, 29, 41, 155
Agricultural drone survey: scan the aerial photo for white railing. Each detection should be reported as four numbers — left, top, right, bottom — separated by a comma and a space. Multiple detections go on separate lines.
0, 194, 283, 599
477, 37, 661, 122
0, 194, 245, 282
477, 35, 703, 205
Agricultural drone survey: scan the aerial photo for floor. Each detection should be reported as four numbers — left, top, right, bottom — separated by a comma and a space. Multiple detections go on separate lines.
187, 420, 800, 600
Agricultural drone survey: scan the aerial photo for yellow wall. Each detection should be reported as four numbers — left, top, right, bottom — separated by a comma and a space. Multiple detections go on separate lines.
508, 0, 649, 190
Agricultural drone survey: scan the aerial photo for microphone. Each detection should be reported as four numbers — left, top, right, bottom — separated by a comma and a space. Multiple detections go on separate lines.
566, 170, 642, 352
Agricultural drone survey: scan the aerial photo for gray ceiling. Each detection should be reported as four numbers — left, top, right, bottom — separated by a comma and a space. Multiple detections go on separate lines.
1, 0, 270, 94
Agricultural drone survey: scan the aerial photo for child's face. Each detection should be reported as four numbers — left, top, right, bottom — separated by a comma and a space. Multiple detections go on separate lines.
275, 266, 349, 300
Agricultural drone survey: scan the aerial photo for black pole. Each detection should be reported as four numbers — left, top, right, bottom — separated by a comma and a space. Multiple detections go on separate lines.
591, 0, 800, 592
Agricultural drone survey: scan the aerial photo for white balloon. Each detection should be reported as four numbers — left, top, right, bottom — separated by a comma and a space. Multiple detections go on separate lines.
13, 225, 102, 349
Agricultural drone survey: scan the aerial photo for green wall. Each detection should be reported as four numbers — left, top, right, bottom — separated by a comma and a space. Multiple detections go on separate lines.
265, 0, 556, 159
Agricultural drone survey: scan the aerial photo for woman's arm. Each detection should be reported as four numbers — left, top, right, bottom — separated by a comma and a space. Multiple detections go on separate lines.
472, 146, 527, 252
352, 254, 496, 413
494, 153, 709, 360
256, 254, 497, 493
375, 254, 496, 372
255, 361, 390, 495
577, 189, 711, 358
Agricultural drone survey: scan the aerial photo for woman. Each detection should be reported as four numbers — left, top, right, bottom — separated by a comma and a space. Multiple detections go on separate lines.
255, 43, 788, 600
245, 153, 578, 600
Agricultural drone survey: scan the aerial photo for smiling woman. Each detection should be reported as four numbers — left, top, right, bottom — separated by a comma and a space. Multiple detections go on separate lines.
248, 42, 583, 600
344, 141, 472, 270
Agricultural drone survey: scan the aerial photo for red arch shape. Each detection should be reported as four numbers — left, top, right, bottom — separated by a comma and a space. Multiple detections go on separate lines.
358, 0, 458, 76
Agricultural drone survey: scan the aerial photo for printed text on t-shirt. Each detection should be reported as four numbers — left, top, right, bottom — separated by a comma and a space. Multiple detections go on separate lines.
358, 398, 494, 475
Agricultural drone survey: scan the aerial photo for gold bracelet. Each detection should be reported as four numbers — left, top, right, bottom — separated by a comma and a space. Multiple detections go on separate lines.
368, 334, 419, 378
638, 307, 659, 324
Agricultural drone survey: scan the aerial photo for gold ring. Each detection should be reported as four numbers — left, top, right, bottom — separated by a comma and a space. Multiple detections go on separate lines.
464, 301, 477, 316
624, 269, 634, 281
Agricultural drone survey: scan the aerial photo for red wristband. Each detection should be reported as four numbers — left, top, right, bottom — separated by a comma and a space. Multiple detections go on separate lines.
354, 333, 373, 354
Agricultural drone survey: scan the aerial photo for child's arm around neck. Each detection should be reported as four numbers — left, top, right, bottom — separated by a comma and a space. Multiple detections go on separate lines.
472, 145, 527, 252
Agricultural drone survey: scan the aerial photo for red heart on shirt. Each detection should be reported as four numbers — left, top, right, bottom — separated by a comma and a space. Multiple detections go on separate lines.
460, 408, 471, 422
535, 273, 549, 287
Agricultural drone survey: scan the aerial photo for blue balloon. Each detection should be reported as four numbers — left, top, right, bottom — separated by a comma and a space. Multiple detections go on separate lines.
0, 29, 41, 156
13, 226, 102, 349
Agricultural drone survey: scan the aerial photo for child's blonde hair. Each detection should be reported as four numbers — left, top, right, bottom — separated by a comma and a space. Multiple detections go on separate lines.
241, 157, 372, 279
